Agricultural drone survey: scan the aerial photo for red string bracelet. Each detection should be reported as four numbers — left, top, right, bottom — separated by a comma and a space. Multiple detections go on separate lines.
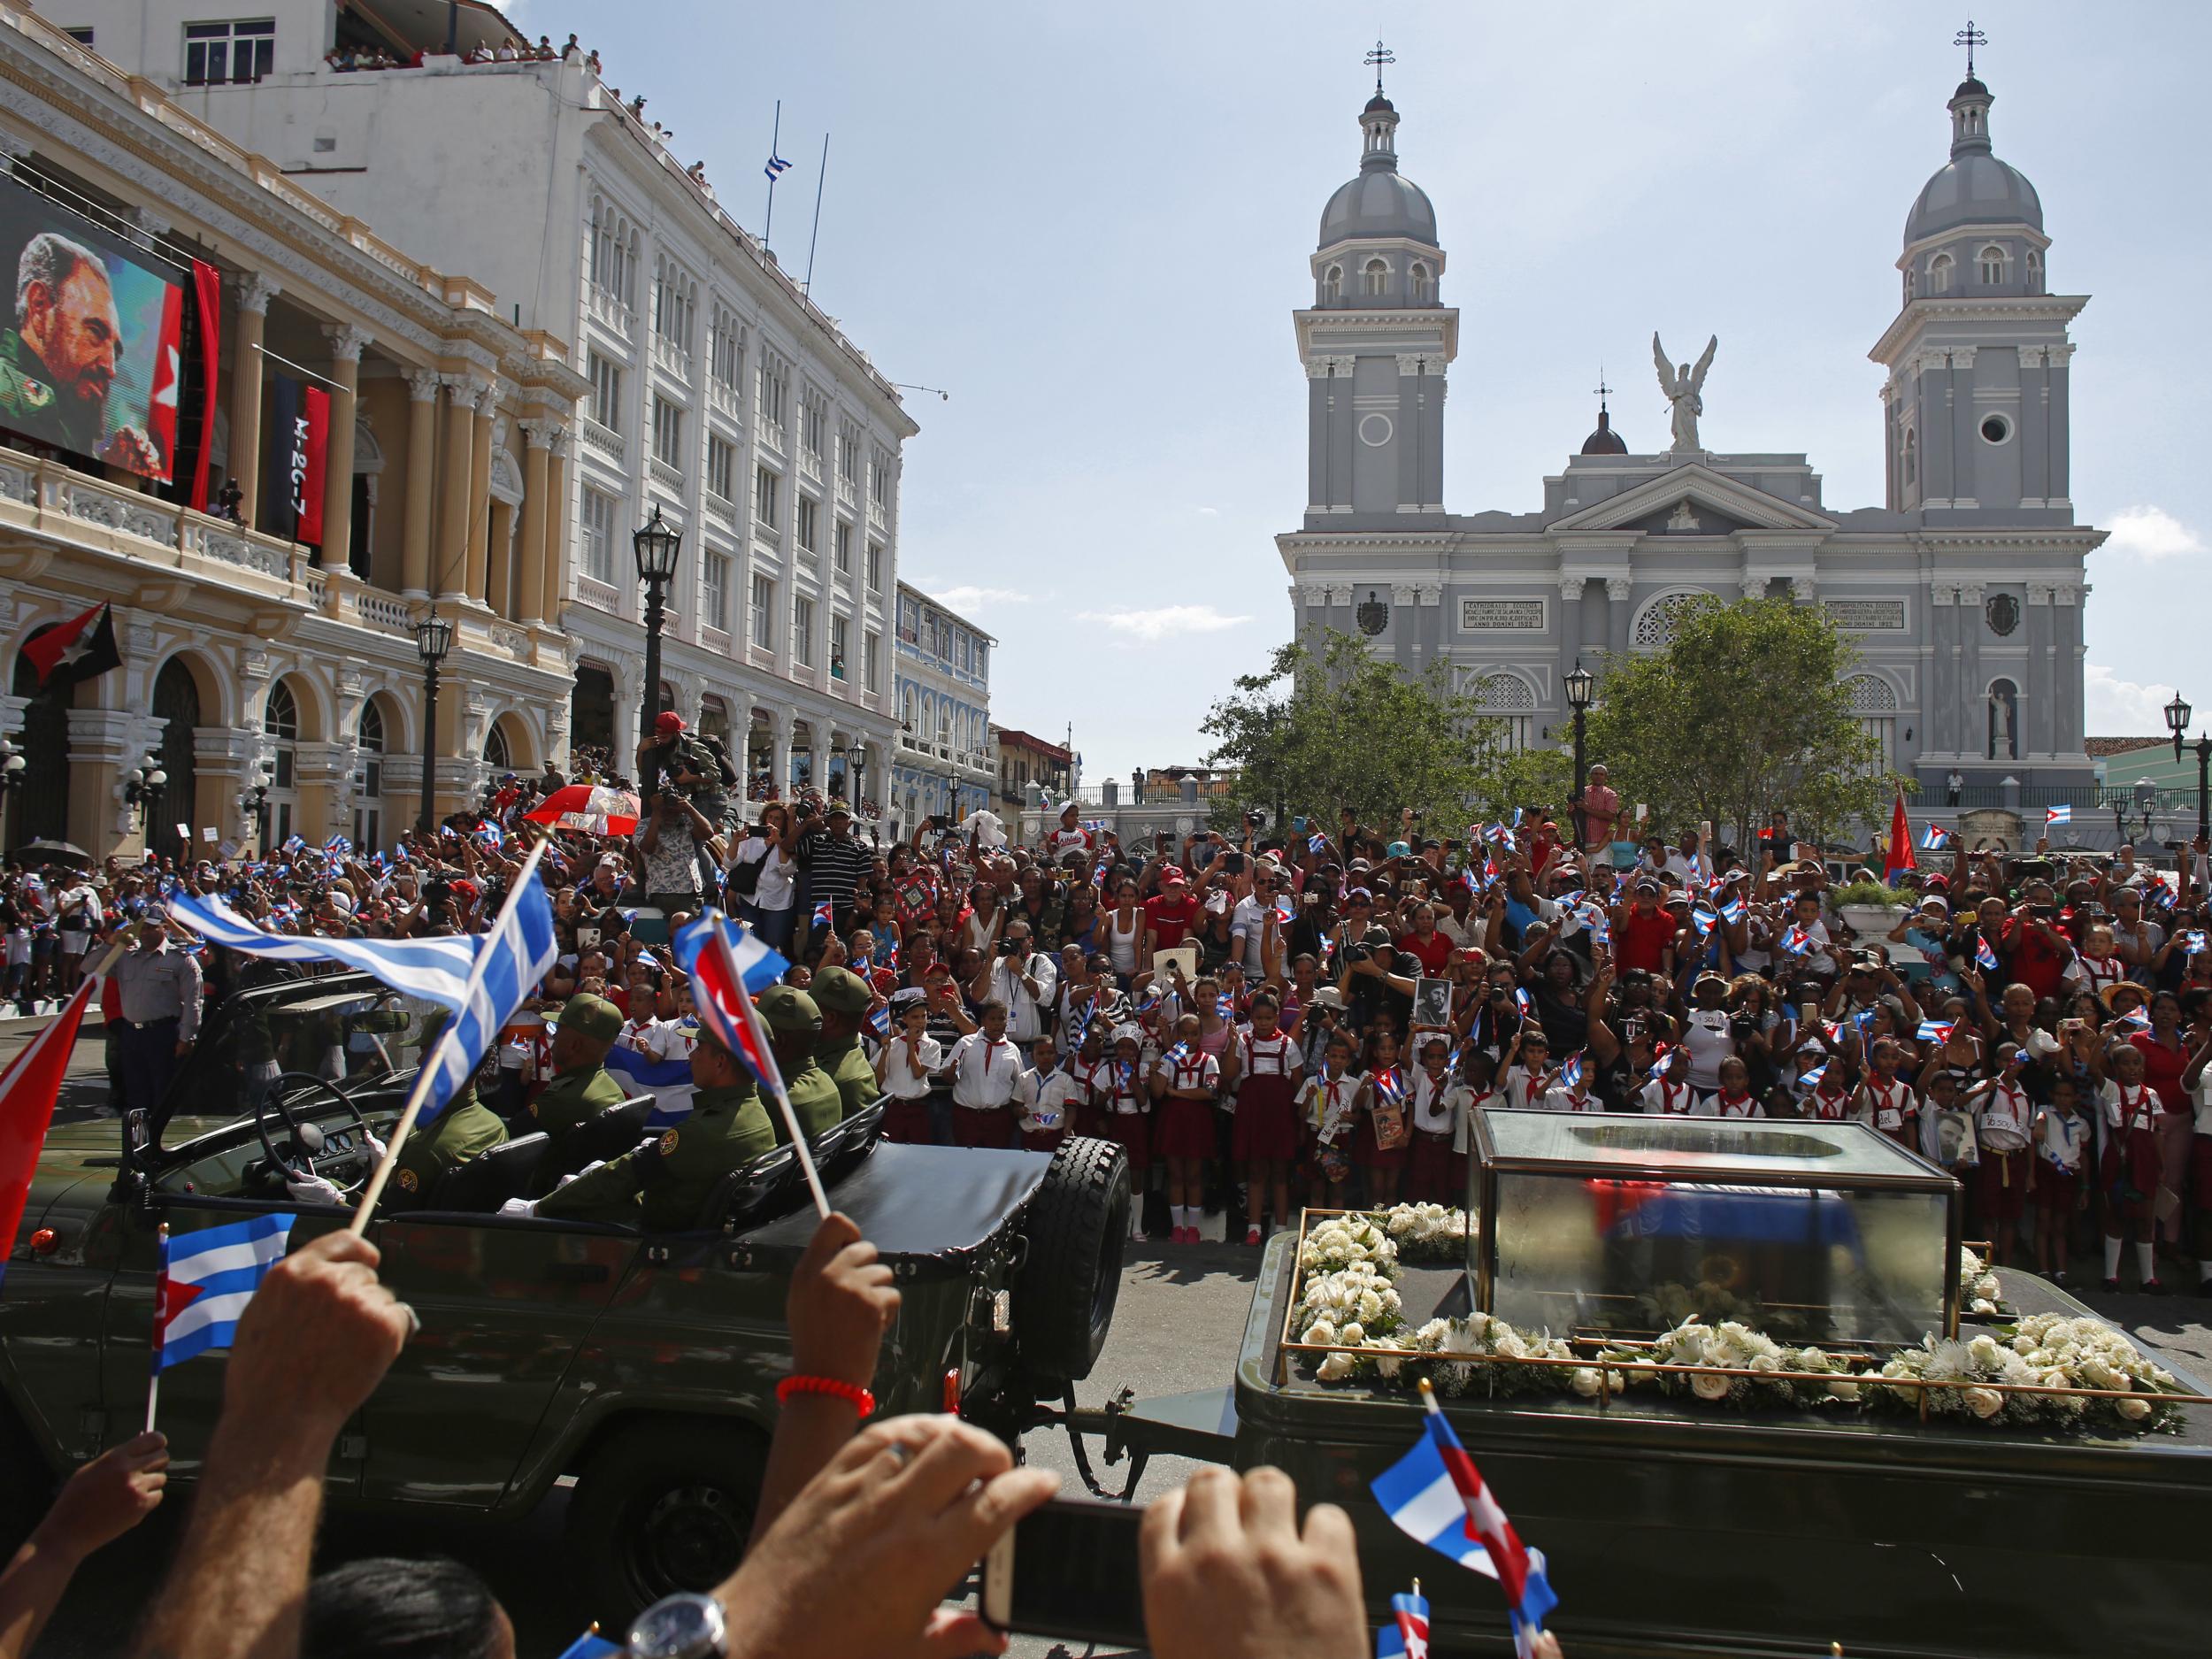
775, 1374, 877, 1417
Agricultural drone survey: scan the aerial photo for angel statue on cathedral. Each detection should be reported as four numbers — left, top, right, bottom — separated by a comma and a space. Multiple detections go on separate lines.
1653, 331, 1718, 454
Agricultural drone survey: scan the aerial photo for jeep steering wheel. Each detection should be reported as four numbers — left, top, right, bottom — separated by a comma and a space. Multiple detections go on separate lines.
253, 1071, 373, 1194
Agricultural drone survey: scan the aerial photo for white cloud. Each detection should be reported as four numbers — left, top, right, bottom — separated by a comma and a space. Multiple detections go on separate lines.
1076, 604, 1253, 641
2104, 505, 2205, 561
924, 585, 1033, 612
1195, 506, 1220, 517
2084, 664, 2179, 734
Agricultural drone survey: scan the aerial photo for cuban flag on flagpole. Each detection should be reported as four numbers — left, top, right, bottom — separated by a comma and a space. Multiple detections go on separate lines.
1375, 1589, 1431, 1659
152, 1214, 293, 1371
1371, 1379, 1558, 1655
2046, 804, 2072, 826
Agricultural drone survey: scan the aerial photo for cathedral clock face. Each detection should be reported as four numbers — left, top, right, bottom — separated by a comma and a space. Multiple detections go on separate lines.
1357, 593, 1389, 636
1985, 593, 2020, 636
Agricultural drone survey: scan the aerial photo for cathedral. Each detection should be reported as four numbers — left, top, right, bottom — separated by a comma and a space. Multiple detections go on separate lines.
1277, 61, 2101, 797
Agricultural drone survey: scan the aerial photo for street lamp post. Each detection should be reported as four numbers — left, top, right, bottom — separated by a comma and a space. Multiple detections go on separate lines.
238, 757, 273, 853
1563, 661, 1596, 849
415, 610, 453, 833
632, 507, 683, 787
2163, 692, 2208, 843
124, 751, 166, 853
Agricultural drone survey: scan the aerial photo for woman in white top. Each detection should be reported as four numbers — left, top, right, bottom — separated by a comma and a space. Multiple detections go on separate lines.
1102, 876, 1148, 979
730, 802, 797, 954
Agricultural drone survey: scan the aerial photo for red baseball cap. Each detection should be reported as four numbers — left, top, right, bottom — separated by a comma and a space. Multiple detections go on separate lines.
655, 711, 686, 735
1162, 868, 1187, 887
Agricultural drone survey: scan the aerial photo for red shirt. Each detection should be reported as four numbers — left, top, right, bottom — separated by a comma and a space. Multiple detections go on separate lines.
1394, 929, 1453, 976
1999, 915, 2069, 1001
1526, 826, 1560, 878
1616, 907, 1675, 974
1143, 890, 1200, 950
2130, 1028, 2190, 1114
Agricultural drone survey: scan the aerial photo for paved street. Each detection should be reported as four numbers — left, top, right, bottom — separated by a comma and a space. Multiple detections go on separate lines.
6, 1018, 2208, 1655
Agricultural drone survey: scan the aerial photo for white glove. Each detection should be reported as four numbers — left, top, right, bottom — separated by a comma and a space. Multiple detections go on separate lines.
552, 1160, 604, 1191
497, 1196, 541, 1218
365, 1132, 388, 1160
286, 1171, 344, 1206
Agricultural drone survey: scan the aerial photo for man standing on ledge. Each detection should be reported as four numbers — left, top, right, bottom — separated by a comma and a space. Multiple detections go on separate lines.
111, 919, 200, 1119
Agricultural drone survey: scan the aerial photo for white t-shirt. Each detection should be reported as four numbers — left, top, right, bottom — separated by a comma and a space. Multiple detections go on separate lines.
1302, 1071, 1363, 1141
2038, 1106, 2091, 1171
1540, 1085, 1602, 1113
1018, 1067, 1083, 1134
1857, 1077, 1915, 1134
731, 835, 795, 911
1640, 1076, 1696, 1116
879, 1032, 942, 1099
1679, 1009, 1735, 1091
1410, 1071, 1465, 1134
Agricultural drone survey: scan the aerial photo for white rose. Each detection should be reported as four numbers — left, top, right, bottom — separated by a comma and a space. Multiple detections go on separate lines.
1339, 1322, 1365, 1347
1375, 1356, 1402, 1380
1796, 1348, 1832, 1373
2010, 1334, 2037, 1356
2082, 1357, 2121, 1391
1826, 1379, 1861, 1402
1317, 1352, 1358, 1382
1689, 1371, 1732, 1402
1749, 1353, 1782, 1374
1972, 1273, 2001, 1301
1970, 1298, 1998, 1317
1571, 1367, 1603, 1398
1967, 1334, 2004, 1371
1608, 1370, 1627, 1392
1303, 1319, 1337, 1348
1962, 1386, 2004, 1419
1495, 1333, 1528, 1361
2116, 1394, 2151, 1422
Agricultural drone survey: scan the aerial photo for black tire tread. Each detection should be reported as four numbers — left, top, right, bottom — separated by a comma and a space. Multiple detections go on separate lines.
1015, 1136, 1129, 1383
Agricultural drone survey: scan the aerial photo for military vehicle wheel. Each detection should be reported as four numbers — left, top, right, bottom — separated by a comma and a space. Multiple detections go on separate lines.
567, 1419, 767, 1624
1014, 1136, 1129, 1383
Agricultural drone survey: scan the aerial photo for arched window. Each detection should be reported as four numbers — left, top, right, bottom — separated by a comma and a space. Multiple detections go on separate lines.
353, 700, 385, 854
1321, 265, 1341, 303
264, 680, 300, 848
1928, 252, 1954, 295
1469, 672, 1537, 753
1904, 427, 1916, 485
1847, 675, 1900, 770
1631, 590, 1719, 649
1409, 262, 1433, 303
2024, 247, 2042, 294
1978, 243, 2007, 285
1986, 678, 2019, 761
151, 659, 201, 864
1363, 257, 1389, 298
484, 721, 511, 772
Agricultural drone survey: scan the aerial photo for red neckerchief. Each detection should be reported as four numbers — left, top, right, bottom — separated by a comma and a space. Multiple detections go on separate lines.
1716, 1088, 1755, 1116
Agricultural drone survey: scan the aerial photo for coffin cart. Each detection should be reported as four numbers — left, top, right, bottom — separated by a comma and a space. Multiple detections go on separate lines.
1056, 1111, 2212, 1658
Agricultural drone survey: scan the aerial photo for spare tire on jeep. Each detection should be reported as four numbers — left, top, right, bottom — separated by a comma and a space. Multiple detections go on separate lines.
1013, 1136, 1129, 1383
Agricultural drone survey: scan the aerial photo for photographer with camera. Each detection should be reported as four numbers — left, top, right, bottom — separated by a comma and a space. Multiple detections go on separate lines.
634, 780, 715, 921
970, 918, 1057, 1044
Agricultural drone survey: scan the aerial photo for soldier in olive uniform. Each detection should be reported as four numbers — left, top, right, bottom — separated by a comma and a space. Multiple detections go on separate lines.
385, 1010, 508, 1209
535, 1031, 775, 1230
810, 966, 881, 1122
529, 993, 632, 1179
756, 985, 846, 1144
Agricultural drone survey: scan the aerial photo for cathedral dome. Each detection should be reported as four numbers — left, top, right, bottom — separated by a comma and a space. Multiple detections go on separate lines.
1318, 93, 1438, 251
1580, 403, 1626, 456
1902, 74, 2042, 248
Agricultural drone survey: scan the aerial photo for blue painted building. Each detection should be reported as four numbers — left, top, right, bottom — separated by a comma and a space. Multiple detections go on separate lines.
890, 581, 994, 838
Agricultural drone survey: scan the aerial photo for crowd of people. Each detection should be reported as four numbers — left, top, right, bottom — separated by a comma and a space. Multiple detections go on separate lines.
10, 712, 2212, 1287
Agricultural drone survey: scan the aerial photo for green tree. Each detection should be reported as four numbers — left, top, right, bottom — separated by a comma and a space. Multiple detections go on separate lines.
1202, 629, 1508, 831
1582, 596, 1908, 851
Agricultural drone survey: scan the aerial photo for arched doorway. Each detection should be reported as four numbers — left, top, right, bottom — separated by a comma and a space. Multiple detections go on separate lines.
484, 720, 511, 774
7, 639, 71, 847
264, 680, 302, 847
571, 664, 615, 771
353, 698, 388, 853
151, 659, 201, 863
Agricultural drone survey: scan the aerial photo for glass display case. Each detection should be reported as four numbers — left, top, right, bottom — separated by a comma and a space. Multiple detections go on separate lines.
1466, 1110, 1960, 1347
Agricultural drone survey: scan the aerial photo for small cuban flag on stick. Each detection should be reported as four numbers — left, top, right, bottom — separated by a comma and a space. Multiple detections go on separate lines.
2183, 931, 2208, 956
1371, 1377, 1558, 1655
1921, 823, 1953, 851
148, 1214, 295, 1432
811, 899, 835, 933
1976, 933, 2001, 972
2045, 804, 2072, 826
1916, 1018, 1955, 1043
1376, 1582, 1430, 1659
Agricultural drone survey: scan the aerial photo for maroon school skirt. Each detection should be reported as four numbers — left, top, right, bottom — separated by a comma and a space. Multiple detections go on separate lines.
1407, 1130, 1464, 1205
1022, 1126, 1067, 1154
2101, 1126, 2159, 1224
1978, 1146, 2030, 1222
1156, 1097, 1217, 1161
1074, 1100, 1113, 1141
1231, 1072, 1301, 1163
2034, 1163, 2080, 1217
1102, 1109, 1151, 1171
955, 1105, 1015, 1148
881, 1097, 933, 1145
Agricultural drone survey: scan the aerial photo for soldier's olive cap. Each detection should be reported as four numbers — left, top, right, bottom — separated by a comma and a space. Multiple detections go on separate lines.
557, 992, 622, 1041
757, 984, 822, 1033
810, 965, 872, 1015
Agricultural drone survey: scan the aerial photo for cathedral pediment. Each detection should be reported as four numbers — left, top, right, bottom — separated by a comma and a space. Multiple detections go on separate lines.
1548, 463, 1838, 536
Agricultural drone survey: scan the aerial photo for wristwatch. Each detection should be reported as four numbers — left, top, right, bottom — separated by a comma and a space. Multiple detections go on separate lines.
627, 1591, 730, 1659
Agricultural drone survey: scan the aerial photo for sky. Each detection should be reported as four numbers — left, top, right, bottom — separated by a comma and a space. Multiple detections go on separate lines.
514, 0, 2210, 780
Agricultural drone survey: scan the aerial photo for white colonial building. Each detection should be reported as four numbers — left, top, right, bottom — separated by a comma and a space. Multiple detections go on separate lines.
1280, 65, 2105, 823
71, 0, 916, 813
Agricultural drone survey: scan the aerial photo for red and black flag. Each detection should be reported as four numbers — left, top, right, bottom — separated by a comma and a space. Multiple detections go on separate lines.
20, 601, 122, 690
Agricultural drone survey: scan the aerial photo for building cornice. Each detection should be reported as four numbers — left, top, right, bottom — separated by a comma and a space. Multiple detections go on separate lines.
1868, 293, 2089, 364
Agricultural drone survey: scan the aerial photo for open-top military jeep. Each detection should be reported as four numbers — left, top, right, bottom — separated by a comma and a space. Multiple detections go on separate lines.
0, 972, 1130, 1624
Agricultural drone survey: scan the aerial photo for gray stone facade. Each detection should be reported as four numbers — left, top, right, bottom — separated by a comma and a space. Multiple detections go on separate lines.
1279, 73, 2101, 793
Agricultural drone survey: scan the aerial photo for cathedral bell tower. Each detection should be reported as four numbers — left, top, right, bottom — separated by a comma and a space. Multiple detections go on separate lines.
1870, 59, 2084, 522
1295, 70, 1456, 526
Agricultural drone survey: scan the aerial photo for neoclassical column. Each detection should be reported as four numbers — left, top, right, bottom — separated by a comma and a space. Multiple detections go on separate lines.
401, 372, 440, 597
517, 419, 556, 624
1958, 583, 1987, 760
540, 429, 572, 626
227, 273, 279, 526
319, 324, 370, 579
1605, 577, 1632, 658
2056, 583, 2085, 755
465, 384, 497, 606
2027, 583, 2056, 759
486, 501, 516, 619
2047, 343, 2074, 507
435, 377, 481, 601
